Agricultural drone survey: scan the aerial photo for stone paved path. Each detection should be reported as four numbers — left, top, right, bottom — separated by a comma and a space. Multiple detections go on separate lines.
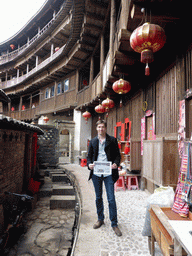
4, 164, 164, 256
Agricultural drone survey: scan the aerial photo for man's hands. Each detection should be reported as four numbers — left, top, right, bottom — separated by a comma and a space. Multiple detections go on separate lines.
89, 163, 95, 170
112, 163, 117, 169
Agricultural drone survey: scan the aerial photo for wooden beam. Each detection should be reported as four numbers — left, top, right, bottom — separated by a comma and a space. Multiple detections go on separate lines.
113, 65, 130, 76
79, 39, 96, 48
114, 51, 136, 65
86, 12, 105, 22
118, 29, 132, 42
82, 23, 102, 33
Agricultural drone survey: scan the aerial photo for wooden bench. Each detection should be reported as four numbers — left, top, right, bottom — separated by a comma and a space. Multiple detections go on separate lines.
149, 205, 191, 256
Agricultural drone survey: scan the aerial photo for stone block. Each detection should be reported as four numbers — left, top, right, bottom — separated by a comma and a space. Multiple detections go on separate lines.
50, 195, 76, 209
38, 187, 52, 197
52, 185, 75, 195
49, 171, 64, 178
52, 174, 69, 183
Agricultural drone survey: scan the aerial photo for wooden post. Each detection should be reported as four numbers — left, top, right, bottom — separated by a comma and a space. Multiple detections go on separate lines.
36, 56, 38, 70
53, 10, 56, 20
109, 0, 116, 74
17, 69, 19, 83
100, 33, 104, 92
121, 0, 129, 29
30, 94, 32, 110
51, 44, 54, 58
89, 56, 94, 84
76, 69, 79, 92
54, 81, 57, 109
27, 64, 29, 74
19, 96, 22, 120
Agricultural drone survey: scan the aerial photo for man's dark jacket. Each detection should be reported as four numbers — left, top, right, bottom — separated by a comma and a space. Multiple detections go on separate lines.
87, 133, 121, 183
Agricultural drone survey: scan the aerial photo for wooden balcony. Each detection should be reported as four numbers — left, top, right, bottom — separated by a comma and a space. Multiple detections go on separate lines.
4, 105, 40, 121
77, 52, 112, 108
0, 5, 70, 65
1, 45, 66, 90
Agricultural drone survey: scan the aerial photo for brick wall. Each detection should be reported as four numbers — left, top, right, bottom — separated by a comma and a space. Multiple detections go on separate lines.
0, 129, 33, 234
0, 130, 27, 193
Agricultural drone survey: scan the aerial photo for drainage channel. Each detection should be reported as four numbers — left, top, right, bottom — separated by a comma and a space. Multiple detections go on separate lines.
62, 167, 82, 256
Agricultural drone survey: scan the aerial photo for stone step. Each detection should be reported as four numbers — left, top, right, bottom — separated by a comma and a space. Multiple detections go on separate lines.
52, 185, 75, 195
50, 195, 76, 209
49, 171, 65, 178
51, 174, 69, 183
38, 187, 52, 197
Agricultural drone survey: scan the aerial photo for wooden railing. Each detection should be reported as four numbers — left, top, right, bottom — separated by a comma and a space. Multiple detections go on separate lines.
1, 44, 66, 90
5, 105, 40, 120
0, 5, 68, 64
77, 53, 111, 106
55, 89, 77, 109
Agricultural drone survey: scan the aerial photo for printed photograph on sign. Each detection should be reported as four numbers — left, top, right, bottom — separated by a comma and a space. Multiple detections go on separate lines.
93, 161, 112, 175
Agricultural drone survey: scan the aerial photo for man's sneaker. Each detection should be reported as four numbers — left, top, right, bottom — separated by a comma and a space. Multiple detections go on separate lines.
93, 220, 104, 229
112, 226, 122, 236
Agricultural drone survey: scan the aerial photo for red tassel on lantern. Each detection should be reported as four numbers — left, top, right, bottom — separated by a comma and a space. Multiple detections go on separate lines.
145, 63, 150, 76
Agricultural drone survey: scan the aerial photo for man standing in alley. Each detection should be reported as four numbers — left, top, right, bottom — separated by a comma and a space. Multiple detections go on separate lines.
87, 119, 122, 236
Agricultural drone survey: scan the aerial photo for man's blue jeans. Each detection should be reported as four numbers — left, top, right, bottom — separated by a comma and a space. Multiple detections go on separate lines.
92, 174, 118, 227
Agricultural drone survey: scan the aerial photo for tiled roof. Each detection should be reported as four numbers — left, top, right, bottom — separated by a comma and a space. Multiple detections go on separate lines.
0, 89, 10, 103
0, 114, 44, 135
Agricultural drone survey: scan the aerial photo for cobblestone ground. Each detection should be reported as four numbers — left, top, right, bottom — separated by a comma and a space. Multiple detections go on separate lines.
5, 197, 75, 256
99, 189, 163, 256
4, 172, 163, 256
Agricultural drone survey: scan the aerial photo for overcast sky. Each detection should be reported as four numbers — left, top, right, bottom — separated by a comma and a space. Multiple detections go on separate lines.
0, 0, 46, 43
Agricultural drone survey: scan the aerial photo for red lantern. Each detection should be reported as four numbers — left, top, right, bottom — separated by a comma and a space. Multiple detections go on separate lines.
102, 98, 115, 117
83, 111, 91, 124
10, 44, 15, 50
130, 22, 166, 75
43, 116, 49, 123
112, 78, 131, 107
113, 78, 131, 94
95, 104, 105, 119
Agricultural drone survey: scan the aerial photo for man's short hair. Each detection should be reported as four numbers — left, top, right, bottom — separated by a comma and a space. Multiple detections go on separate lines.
96, 120, 107, 127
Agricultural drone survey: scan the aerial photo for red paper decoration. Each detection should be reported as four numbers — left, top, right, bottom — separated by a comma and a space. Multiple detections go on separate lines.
10, 44, 15, 50
83, 111, 91, 124
43, 116, 49, 123
130, 22, 166, 75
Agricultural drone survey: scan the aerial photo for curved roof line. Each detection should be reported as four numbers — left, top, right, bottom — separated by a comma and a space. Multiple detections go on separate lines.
0, 0, 53, 46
